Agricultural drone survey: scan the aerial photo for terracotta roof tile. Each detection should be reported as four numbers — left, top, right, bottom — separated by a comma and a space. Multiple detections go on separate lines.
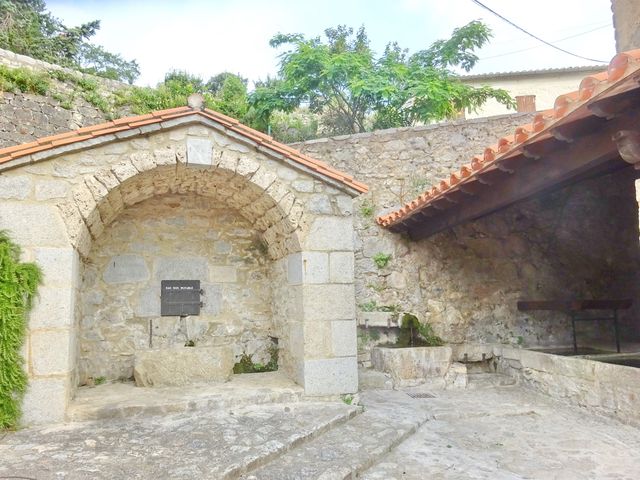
377, 49, 640, 229
0, 104, 368, 194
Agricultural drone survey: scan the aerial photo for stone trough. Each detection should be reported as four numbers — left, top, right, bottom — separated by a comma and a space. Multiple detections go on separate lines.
371, 345, 467, 388
133, 345, 234, 387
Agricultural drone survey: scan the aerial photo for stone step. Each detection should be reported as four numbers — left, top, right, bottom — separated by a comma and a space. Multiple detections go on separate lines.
241, 390, 433, 480
466, 372, 517, 389
1, 401, 360, 480
67, 371, 305, 421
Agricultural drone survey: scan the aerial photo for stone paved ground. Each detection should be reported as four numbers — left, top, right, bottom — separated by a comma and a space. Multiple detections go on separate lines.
0, 402, 357, 480
361, 385, 640, 480
1, 383, 639, 479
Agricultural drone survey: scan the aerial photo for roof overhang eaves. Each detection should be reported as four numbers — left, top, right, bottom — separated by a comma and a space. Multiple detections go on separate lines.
0, 112, 368, 196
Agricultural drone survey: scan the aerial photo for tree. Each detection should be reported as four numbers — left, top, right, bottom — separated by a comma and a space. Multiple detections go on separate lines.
249, 22, 514, 134
0, 0, 139, 83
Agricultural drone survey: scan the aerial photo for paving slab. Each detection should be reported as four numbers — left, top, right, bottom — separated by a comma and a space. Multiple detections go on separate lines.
68, 371, 303, 421
0, 401, 358, 480
361, 385, 640, 480
242, 390, 433, 480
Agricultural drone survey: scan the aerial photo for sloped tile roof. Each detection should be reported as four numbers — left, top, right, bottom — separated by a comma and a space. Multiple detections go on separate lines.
0, 105, 368, 194
377, 49, 640, 230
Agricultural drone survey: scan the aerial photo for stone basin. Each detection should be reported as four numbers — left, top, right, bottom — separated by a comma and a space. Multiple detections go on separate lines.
371, 345, 453, 387
133, 345, 234, 387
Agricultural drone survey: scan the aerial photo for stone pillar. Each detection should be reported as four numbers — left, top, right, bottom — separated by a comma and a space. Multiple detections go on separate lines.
611, 0, 640, 52
0, 194, 78, 425
296, 216, 358, 395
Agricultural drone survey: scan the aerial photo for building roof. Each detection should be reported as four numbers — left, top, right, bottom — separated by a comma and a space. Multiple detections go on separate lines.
377, 49, 640, 236
0, 104, 368, 194
459, 65, 607, 81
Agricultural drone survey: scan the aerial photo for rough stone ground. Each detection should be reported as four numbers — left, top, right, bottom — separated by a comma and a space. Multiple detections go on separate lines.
0, 402, 358, 480
1, 382, 639, 479
361, 385, 640, 480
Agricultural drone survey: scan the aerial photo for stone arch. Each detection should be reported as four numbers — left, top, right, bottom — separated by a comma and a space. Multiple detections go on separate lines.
57, 148, 304, 261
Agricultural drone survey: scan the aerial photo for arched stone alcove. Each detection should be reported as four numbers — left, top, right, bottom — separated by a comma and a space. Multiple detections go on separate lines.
0, 109, 366, 424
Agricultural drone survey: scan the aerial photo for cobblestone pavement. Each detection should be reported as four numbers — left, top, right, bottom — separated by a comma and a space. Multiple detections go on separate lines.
0, 401, 357, 480
361, 385, 640, 480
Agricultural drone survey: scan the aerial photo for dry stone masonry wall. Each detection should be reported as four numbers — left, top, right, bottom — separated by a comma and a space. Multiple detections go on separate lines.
79, 193, 273, 384
294, 116, 640, 358
0, 48, 125, 148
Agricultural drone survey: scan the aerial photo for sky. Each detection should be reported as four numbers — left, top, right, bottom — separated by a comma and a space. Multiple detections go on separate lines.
46, 0, 616, 87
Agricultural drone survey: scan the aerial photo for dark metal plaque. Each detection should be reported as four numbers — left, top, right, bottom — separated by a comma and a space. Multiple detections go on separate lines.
160, 280, 201, 316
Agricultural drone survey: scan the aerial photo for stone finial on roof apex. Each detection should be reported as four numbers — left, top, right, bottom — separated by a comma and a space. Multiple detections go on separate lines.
187, 93, 205, 110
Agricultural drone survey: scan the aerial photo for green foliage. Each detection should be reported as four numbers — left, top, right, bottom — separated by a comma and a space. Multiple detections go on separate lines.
373, 252, 392, 269
268, 109, 319, 143
358, 300, 399, 313
115, 70, 251, 121
232, 346, 278, 374
341, 394, 354, 405
0, 0, 139, 83
0, 65, 49, 94
358, 300, 377, 312
0, 231, 41, 429
250, 22, 514, 134
395, 313, 444, 348
359, 199, 374, 218
94, 376, 106, 386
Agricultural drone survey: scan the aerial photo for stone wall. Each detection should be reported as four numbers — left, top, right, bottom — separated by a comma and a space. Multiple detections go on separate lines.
611, 0, 640, 52
495, 345, 640, 426
78, 193, 273, 384
294, 116, 640, 355
0, 117, 360, 424
0, 48, 124, 148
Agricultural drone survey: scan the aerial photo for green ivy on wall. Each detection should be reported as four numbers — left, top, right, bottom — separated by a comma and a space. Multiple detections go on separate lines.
0, 231, 41, 429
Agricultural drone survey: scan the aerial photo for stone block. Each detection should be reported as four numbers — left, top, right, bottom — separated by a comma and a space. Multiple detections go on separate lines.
371, 346, 453, 387
34, 247, 79, 285
0, 174, 31, 199
30, 329, 73, 376
292, 179, 314, 192
21, 377, 68, 425
357, 311, 399, 328
287, 253, 303, 285
308, 194, 333, 214
209, 265, 237, 283
187, 138, 213, 166
331, 320, 357, 357
0, 203, 69, 247
103, 254, 149, 284
303, 284, 355, 321
201, 283, 222, 315
302, 251, 329, 284
362, 235, 396, 258
35, 180, 70, 201
134, 287, 159, 317
329, 252, 354, 283
133, 345, 234, 387
303, 357, 358, 395
335, 195, 353, 215
154, 256, 207, 281
28, 285, 75, 329
304, 322, 332, 358
305, 217, 354, 251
